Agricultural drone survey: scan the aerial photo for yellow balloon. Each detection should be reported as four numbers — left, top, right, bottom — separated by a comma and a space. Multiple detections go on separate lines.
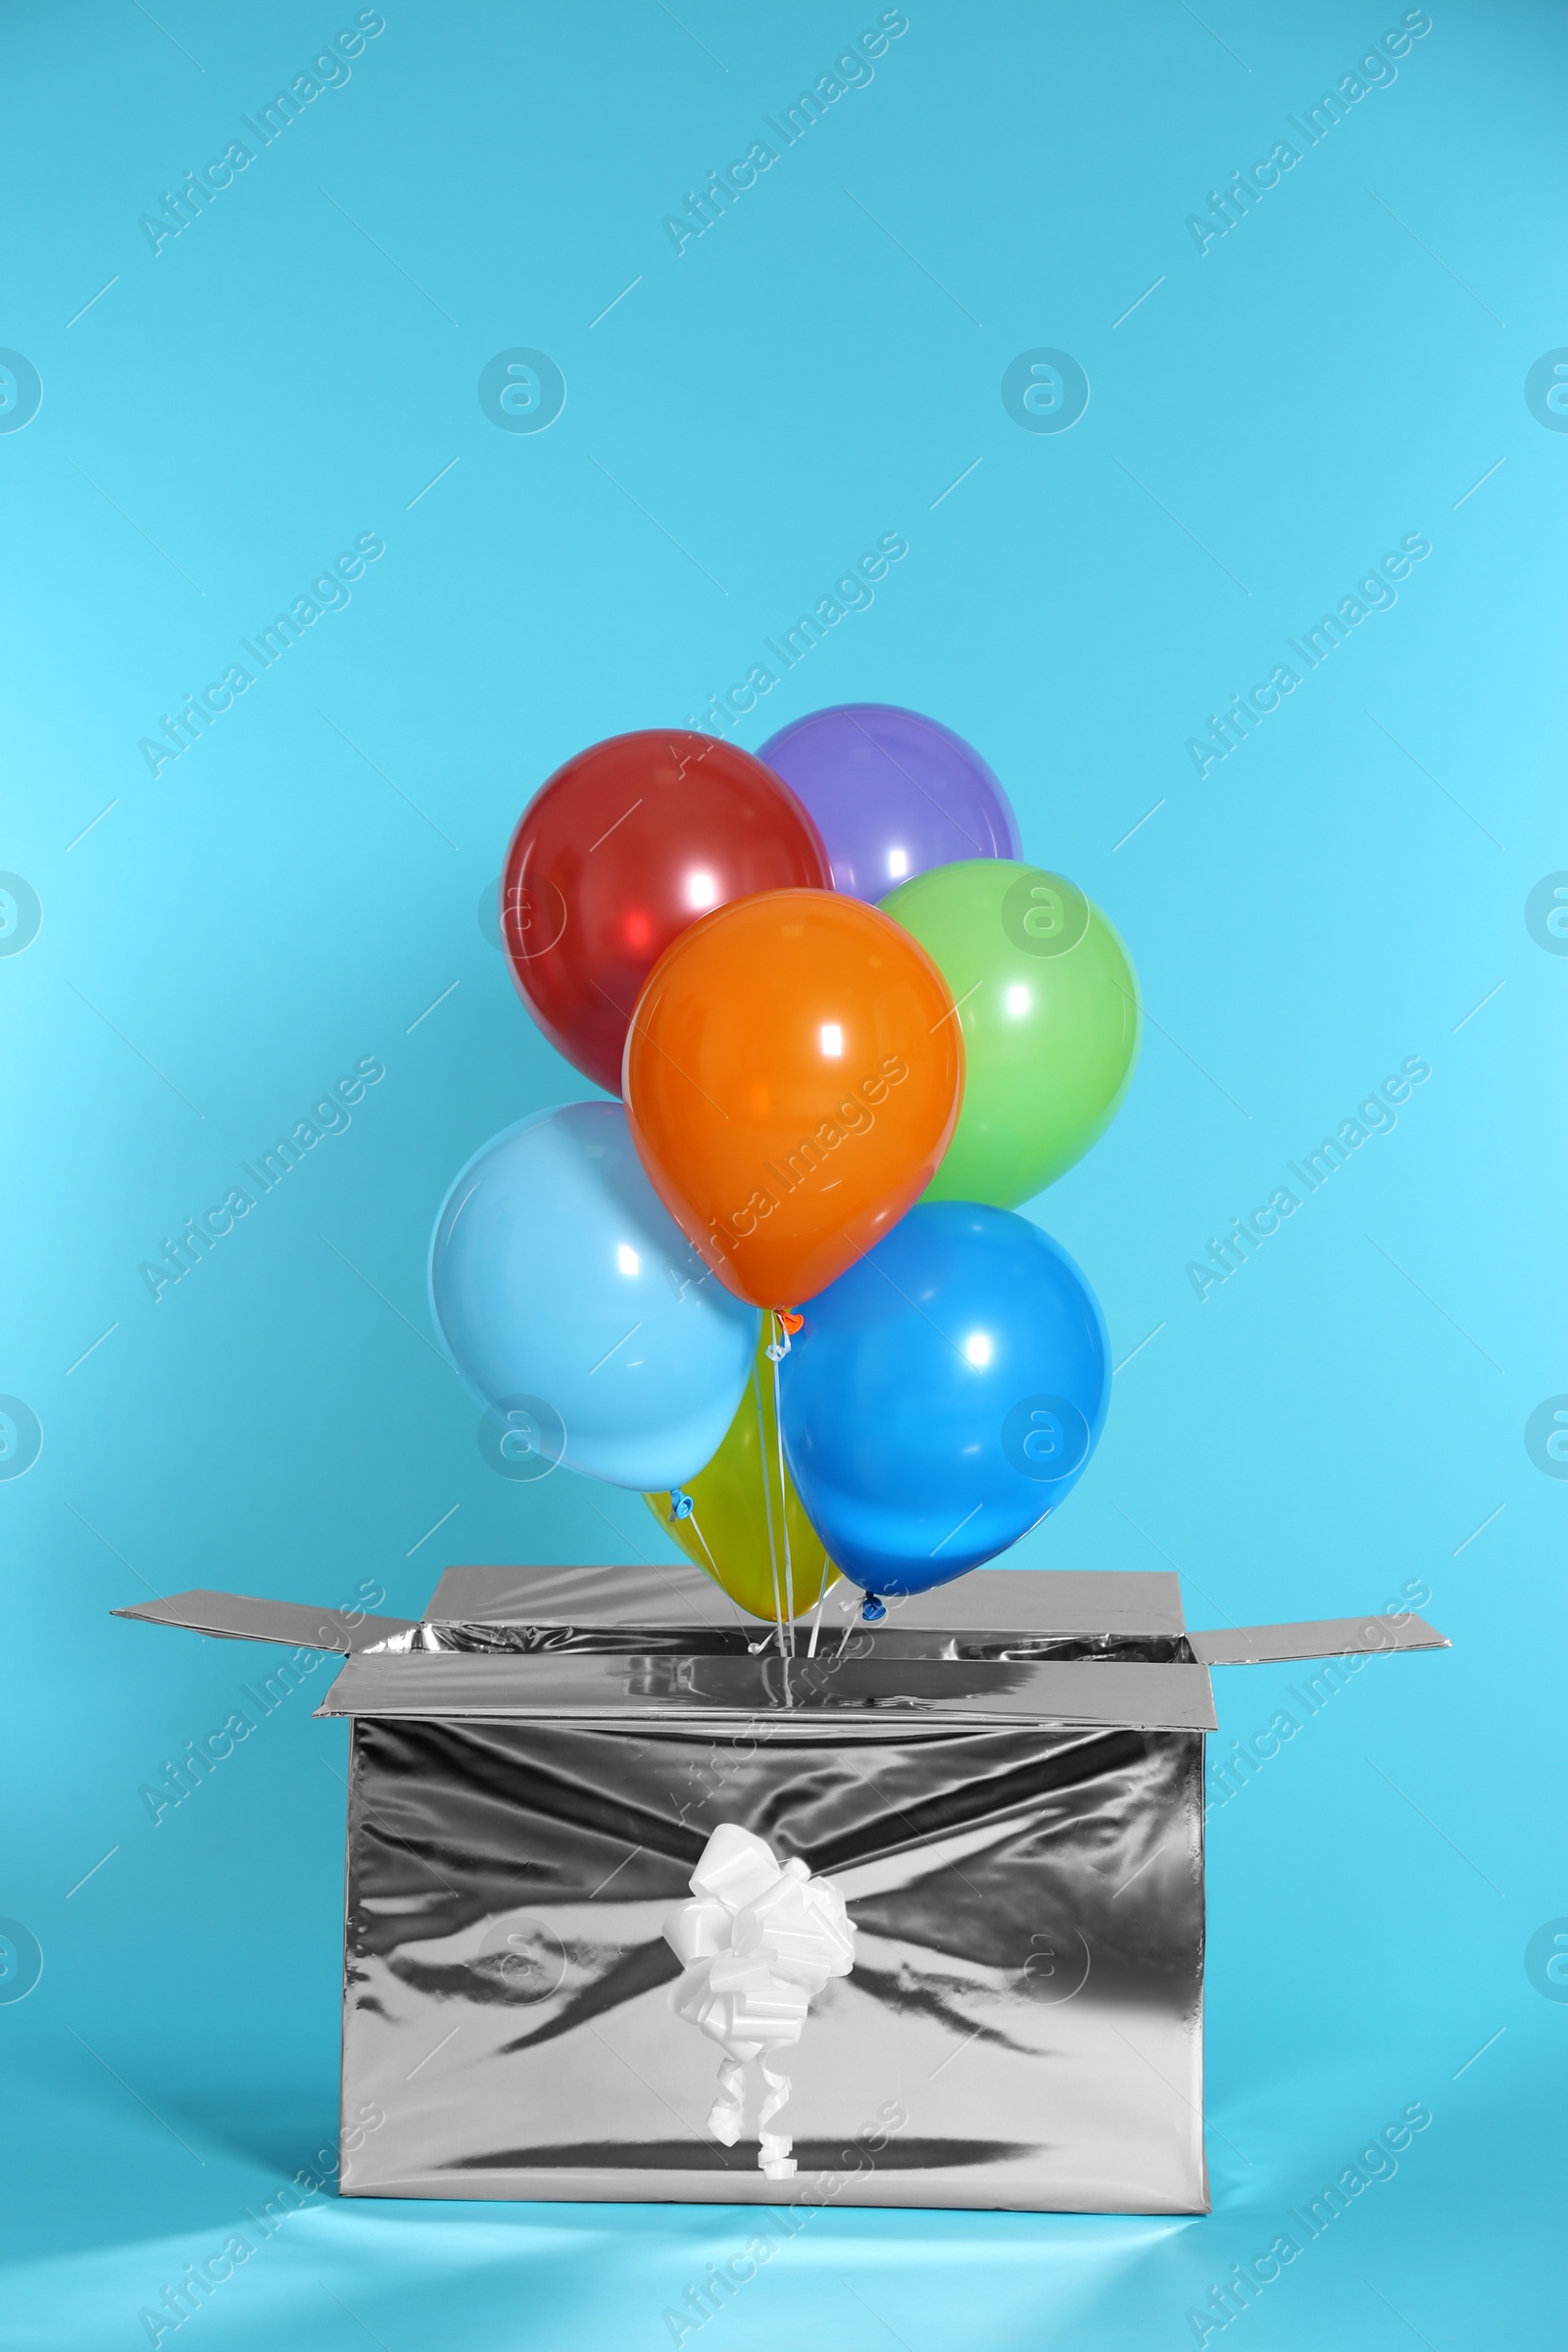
644, 1328, 839, 1623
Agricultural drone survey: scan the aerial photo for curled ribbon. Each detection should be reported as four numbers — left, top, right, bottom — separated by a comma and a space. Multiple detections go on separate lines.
663, 1823, 856, 2178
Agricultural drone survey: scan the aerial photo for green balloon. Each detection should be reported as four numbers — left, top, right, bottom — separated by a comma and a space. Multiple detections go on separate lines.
881, 859, 1140, 1207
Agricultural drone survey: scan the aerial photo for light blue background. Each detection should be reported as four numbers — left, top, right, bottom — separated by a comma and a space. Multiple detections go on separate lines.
2, 4, 1562, 2346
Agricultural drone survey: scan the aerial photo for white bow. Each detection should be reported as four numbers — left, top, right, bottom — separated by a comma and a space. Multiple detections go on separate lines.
663, 1823, 856, 2178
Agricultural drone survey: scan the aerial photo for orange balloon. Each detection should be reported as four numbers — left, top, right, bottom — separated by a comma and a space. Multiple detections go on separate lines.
624, 889, 963, 1307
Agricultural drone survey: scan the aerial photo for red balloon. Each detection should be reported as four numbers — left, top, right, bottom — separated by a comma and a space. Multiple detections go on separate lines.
502, 732, 830, 1095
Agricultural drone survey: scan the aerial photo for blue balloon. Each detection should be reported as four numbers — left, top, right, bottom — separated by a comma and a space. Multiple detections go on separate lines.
779, 1201, 1109, 1595
429, 1102, 760, 1491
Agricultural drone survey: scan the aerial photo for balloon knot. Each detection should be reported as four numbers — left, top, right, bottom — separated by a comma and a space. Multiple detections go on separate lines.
669, 1490, 695, 1521
765, 1307, 805, 1363
860, 1594, 887, 1624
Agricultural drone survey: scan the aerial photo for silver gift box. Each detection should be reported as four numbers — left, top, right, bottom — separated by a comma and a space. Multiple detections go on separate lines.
117, 1563, 1446, 2215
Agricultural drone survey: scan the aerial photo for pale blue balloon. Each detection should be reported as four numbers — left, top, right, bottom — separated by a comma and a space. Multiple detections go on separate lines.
429, 1102, 760, 1491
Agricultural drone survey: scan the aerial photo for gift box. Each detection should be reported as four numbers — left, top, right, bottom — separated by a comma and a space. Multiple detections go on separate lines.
116, 1562, 1446, 2214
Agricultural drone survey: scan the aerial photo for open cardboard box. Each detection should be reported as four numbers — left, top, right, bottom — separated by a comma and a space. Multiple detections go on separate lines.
117, 1563, 1446, 2214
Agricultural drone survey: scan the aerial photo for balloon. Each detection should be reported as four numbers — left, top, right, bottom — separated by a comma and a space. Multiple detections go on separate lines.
429, 1101, 760, 1491
624, 890, 963, 1308
881, 859, 1140, 1207
758, 703, 1020, 902
645, 1328, 840, 1623
502, 731, 830, 1095
779, 1201, 1109, 1597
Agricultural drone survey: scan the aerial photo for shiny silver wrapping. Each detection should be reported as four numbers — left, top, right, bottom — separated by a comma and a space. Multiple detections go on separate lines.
339, 1710, 1205, 2211
113, 1563, 1449, 2215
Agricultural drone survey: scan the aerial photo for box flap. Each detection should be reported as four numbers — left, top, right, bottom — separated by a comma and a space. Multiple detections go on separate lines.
315, 1646, 1216, 1731
113, 1590, 417, 1652
1187, 1612, 1448, 1666
420, 1562, 1188, 1638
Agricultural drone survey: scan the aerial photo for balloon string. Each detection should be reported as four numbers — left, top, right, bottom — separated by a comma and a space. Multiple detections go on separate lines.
681, 1502, 720, 1576
681, 1506, 749, 1633
753, 1355, 786, 1657
806, 1555, 832, 1659
769, 1315, 796, 1656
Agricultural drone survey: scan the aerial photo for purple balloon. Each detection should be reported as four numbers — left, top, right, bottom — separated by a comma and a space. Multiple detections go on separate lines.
757, 703, 1021, 902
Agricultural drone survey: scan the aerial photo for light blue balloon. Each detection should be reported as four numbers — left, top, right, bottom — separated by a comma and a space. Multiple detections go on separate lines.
429, 1102, 760, 1491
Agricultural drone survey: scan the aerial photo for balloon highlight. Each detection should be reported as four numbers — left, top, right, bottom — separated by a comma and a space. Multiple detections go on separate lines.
779, 1201, 1110, 1596
883, 859, 1141, 1206
503, 731, 829, 1095
624, 890, 963, 1308
429, 1102, 760, 1492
